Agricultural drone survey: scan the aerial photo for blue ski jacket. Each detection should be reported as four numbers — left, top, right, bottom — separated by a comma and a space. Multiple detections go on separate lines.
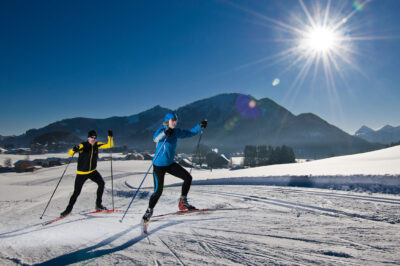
152, 124, 202, 166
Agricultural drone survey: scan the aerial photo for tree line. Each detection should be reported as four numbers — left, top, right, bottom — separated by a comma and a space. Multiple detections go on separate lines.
244, 145, 295, 167
190, 144, 296, 169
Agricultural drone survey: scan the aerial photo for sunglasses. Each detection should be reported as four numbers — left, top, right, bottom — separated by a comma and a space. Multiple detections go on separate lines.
171, 118, 178, 122
89, 136, 97, 139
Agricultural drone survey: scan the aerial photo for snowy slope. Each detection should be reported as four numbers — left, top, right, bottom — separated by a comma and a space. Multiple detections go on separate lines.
205, 145, 400, 176
0, 147, 400, 265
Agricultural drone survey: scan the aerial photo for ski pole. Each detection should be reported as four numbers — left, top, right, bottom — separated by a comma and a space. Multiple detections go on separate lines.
110, 136, 114, 211
40, 154, 75, 219
120, 137, 168, 223
190, 119, 207, 174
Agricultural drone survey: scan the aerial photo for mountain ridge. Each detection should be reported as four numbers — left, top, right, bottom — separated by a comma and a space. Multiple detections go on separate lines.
355, 124, 400, 144
1, 93, 383, 158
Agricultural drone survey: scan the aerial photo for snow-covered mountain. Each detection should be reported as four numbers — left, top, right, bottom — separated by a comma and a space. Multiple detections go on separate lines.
355, 125, 400, 144
355, 125, 375, 136
1, 93, 383, 158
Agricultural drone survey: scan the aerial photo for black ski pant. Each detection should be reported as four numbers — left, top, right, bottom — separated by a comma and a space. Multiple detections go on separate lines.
65, 170, 105, 211
148, 163, 192, 209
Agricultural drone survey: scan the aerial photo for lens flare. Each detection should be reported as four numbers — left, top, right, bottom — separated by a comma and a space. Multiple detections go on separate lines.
224, 115, 239, 130
249, 100, 256, 108
272, 78, 280, 86
235, 94, 262, 119
353, 1, 363, 12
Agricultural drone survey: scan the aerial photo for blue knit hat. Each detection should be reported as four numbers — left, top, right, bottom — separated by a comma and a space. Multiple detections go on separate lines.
164, 112, 178, 123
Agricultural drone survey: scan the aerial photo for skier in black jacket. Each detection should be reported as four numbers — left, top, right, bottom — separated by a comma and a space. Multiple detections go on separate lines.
60, 129, 113, 217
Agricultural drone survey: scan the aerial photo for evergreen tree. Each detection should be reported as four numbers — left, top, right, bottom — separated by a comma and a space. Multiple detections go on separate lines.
244, 144, 296, 167
244, 145, 257, 167
257, 145, 268, 166
206, 151, 218, 169
193, 144, 210, 167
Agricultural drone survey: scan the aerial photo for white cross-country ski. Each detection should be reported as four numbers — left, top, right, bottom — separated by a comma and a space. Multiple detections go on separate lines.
42, 209, 124, 226
42, 215, 70, 226
140, 207, 248, 234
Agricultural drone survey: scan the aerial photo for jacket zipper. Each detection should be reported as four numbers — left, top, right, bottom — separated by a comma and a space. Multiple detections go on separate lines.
89, 145, 94, 171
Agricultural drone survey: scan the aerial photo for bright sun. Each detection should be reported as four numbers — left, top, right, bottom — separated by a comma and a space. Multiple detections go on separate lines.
231, 0, 376, 96
303, 26, 338, 53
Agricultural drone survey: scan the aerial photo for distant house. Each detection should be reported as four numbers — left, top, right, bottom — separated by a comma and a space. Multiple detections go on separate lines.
14, 160, 36, 172
33, 159, 46, 166
214, 154, 229, 168
0, 166, 14, 173
8, 148, 31, 155
100, 156, 112, 161
45, 157, 63, 167
30, 143, 47, 154
142, 153, 153, 160
125, 153, 145, 160
206, 152, 229, 169
178, 158, 193, 168
32, 158, 62, 167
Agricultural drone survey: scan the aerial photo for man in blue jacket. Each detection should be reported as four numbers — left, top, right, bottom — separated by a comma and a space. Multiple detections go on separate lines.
143, 112, 207, 222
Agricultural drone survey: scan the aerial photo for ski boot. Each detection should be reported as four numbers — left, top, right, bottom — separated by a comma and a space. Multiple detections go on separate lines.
178, 196, 197, 211
142, 208, 153, 222
60, 207, 71, 218
95, 204, 108, 211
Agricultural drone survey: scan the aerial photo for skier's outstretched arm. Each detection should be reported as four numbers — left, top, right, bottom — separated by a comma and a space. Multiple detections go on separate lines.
98, 130, 114, 149
98, 136, 114, 149
177, 120, 207, 139
175, 125, 201, 139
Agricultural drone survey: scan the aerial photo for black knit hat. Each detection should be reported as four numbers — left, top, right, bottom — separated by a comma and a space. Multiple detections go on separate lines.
88, 130, 97, 138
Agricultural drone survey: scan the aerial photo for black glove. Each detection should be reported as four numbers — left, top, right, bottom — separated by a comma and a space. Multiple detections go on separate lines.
72, 145, 80, 152
108, 129, 113, 137
164, 128, 174, 137
200, 120, 208, 129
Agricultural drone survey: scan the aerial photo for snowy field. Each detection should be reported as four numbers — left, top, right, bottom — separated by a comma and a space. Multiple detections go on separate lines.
0, 146, 400, 265
0, 152, 127, 166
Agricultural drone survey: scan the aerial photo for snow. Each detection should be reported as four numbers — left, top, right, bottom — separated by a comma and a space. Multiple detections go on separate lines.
0, 146, 399, 264
209, 146, 400, 176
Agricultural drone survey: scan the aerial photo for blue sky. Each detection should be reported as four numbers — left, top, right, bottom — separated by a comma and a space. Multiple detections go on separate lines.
1, 0, 400, 136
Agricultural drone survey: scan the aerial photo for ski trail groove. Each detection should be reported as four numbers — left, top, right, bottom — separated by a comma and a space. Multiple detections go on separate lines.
190, 228, 219, 259
251, 186, 400, 205
157, 236, 185, 266
199, 189, 396, 223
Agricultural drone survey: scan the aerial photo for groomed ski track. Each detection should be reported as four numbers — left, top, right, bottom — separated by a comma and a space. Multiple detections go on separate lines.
1, 183, 400, 264
0, 150, 400, 265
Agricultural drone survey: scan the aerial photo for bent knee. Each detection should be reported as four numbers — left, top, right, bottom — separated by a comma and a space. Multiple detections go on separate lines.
154, 188, 163, 197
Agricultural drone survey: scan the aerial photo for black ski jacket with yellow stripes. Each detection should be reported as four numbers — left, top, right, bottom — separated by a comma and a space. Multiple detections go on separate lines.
68, 136, 113, 175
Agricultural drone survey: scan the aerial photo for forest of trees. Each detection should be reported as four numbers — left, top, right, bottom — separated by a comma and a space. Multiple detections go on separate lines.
191, 144, 296, 169
243, 145, 296, 167
192, 144, 229, 169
